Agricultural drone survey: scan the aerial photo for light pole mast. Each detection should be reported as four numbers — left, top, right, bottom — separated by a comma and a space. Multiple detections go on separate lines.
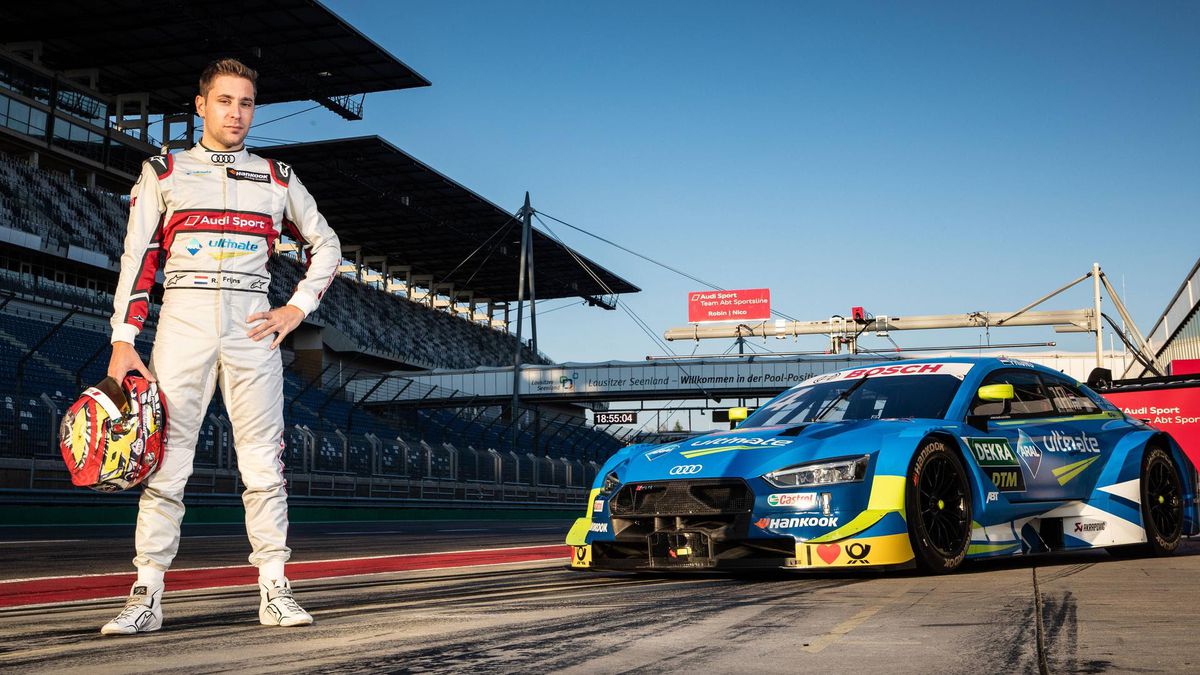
511, 193, 534, 451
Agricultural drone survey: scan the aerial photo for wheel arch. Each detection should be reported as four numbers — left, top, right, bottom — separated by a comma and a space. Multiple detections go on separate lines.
922, 430, 987, 514
1146, 431, 1200, 536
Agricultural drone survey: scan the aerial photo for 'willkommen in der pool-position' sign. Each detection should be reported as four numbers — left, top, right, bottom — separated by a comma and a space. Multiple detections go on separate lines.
688, 288, 771, 323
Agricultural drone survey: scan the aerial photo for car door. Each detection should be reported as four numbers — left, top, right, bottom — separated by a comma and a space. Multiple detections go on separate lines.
965, 369, 1065, 502
1036, 373, 1128, 499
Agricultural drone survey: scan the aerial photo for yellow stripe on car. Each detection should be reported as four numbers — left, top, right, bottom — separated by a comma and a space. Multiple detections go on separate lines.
807, 475, 906, 544
791, 533, 914, 568
565, 488, 603, 546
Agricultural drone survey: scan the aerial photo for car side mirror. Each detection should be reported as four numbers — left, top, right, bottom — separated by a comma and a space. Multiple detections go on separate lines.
967, 384, 1014, 431
728, 406, 749, 429
977, 383, 1014, 401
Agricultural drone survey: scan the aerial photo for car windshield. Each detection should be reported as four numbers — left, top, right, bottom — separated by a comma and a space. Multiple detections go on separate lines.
742, 374, 965, 426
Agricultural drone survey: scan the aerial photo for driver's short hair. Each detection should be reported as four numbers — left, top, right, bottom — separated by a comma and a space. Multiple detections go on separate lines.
199, 58, 258, 98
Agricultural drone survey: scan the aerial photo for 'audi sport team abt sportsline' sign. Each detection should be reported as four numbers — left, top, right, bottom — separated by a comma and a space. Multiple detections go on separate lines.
688, 288, 771, 323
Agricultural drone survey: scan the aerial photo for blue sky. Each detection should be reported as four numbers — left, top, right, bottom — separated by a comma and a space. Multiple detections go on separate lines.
257, 1, 1199, 364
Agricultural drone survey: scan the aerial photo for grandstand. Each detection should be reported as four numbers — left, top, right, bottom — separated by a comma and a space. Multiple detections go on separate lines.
0, 2, 638, 507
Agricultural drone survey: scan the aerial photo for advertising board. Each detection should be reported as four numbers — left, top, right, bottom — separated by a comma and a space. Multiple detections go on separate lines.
1102, 385, 1200, 466
688, 289, 771, 323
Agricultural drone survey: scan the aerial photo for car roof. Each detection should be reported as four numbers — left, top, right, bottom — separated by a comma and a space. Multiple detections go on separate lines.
847, 356, 1074, 379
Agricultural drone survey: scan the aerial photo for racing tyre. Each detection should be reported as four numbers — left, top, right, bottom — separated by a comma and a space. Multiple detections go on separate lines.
1109, 446, 1183, 558
906, 439, 972, 573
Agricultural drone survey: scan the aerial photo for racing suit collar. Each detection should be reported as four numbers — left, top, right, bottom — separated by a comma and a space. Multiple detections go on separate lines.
190, 142, 249, 164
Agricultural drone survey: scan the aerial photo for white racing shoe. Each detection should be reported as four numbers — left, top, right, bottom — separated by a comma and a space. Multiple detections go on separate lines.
259, 578, 313, 627
100, 583, 163, 635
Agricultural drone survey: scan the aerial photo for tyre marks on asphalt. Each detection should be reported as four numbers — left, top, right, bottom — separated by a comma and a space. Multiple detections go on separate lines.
800, 581, 915, 653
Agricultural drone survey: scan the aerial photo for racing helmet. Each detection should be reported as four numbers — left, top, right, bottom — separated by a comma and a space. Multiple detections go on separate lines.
59, 375, 167, 492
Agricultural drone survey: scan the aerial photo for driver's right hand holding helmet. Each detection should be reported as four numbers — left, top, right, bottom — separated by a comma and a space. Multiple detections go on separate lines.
59, 375, 167, 492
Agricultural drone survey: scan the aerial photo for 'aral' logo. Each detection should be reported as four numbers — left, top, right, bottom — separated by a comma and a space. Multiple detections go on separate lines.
1016, 429, 1042, 477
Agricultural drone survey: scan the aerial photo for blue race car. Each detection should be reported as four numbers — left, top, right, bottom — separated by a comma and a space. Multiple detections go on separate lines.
566, 357, 1198, 573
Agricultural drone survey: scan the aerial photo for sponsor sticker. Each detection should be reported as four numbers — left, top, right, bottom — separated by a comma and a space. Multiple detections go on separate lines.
689, 436, 792, 448
679, 437, 792, 459
1064, 518, 1108, 543
790, 533, 915, 568
1016, 430, 1043, 477
207, 237, 260, 259
592, 498, 604, 513
226, 167, 271, 183
644, 445, 676, 462
766, 492, 820, 510
806, 362, 976, 385
185, 238, 202, 256
180, 211, 272, 233
588, 522, 608, 533
755, 516, 839, 529
965, 437, 1027, 492
571, 545, 591, 568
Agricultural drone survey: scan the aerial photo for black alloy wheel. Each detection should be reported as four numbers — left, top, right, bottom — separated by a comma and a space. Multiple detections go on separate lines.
1142, 446, 1180, 547
906, 439, 972, 573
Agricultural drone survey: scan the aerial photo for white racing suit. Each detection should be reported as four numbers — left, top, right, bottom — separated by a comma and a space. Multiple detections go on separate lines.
110, 144, 340, 572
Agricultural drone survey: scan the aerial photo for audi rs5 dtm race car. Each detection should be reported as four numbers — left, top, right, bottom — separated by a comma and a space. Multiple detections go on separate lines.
566, 357, 1198, 573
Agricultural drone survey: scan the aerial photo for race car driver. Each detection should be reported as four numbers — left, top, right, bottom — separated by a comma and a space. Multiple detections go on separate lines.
100, 58, 340, 634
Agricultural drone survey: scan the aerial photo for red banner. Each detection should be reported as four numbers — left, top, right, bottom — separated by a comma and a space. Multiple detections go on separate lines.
1102, 386, 1200, 467
1171, 359, 1200, 375
688, 288, 771, 323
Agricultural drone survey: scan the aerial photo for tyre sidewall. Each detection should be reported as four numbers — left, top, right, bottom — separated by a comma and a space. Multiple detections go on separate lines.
906, 439, 972, 573
1142, 446, 1183, 555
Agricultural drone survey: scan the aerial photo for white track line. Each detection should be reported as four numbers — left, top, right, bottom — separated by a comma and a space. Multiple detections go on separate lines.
0, 543, 565, 585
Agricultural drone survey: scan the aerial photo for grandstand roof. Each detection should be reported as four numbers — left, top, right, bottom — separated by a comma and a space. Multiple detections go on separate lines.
263, 136, 640, 302
0, 0, 429, 118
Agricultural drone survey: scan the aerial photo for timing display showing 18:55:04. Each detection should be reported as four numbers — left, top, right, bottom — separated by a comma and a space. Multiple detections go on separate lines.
594, 412, 637, 425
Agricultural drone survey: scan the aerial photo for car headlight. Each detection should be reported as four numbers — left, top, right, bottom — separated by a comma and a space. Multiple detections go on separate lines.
600, 469, 621, 496
763, 455, 869, 488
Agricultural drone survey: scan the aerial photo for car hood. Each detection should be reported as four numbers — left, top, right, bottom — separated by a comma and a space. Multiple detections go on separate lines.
618, 419, 939, 481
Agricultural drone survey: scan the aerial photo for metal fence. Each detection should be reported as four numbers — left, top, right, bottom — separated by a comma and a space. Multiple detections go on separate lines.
1, 406, 600, 505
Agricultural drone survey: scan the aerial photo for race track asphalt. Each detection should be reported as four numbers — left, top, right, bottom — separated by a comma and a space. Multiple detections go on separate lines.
0, 522, 1197, 674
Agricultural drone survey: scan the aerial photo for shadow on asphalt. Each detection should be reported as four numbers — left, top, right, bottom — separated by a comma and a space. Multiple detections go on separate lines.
577, 538, 1200, 583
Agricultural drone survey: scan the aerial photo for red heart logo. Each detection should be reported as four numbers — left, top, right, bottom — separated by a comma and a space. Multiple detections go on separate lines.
816, 544, 841, 564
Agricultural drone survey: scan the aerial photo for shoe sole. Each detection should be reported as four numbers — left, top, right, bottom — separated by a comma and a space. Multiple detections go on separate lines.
100, 622, 161, 635
259, 615, 313, 627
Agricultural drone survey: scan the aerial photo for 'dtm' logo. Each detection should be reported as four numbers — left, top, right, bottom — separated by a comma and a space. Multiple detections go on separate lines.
668, 464, 703, 476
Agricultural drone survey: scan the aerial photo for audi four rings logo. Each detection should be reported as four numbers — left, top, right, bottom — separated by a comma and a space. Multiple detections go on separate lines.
209, 153, 236, 164
668, 464, 703, 475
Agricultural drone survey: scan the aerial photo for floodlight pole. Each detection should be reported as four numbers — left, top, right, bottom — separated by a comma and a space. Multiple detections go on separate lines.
1092, 261, 1104, 369
526, 197, 542, 454
511, 193, 535, 452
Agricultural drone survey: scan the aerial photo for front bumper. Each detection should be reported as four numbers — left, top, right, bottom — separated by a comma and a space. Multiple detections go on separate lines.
569, 475, 915, 571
